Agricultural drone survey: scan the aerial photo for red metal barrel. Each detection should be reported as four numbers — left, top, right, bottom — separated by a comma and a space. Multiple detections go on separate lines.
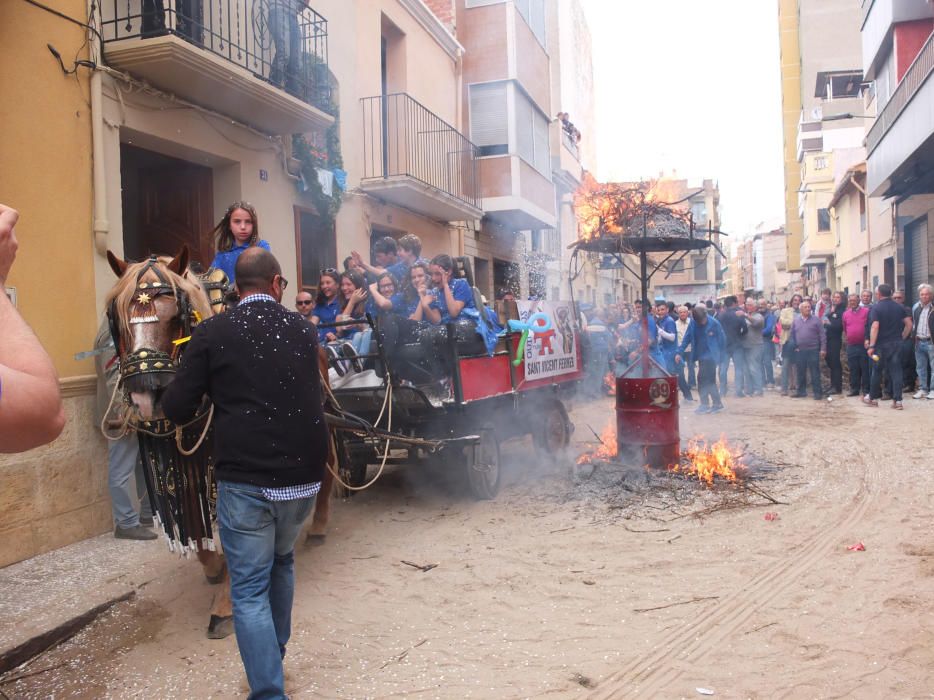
616, 376, 680, 468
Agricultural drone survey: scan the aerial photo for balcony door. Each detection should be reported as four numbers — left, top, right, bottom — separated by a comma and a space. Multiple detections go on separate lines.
120, 144, 215, 266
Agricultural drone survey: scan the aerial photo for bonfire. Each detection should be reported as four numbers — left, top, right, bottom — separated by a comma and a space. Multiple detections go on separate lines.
577, 421, 617, 465
604, 372, 616, 396
669, 435, 745, 485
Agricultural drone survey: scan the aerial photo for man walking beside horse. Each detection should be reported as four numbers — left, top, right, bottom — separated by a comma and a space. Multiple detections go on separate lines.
163, 247, 329, 699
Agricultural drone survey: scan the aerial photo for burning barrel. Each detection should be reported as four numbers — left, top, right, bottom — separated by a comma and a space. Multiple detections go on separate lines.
616, 359, 679, 468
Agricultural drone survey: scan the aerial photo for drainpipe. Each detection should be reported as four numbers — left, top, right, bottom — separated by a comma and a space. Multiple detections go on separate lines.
89, 1, 109, 255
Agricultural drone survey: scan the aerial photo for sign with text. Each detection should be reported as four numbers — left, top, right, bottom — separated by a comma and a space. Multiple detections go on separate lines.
516, 300, 579, 381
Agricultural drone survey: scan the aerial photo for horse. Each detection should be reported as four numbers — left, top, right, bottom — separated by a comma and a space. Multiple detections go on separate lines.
104, 246, 336, 637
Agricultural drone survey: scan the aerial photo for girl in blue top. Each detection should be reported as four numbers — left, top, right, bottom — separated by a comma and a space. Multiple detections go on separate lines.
421, 254, 478, 324
367, 272, 408, 318
310, 269, 341, 344
209, 202, 271, 283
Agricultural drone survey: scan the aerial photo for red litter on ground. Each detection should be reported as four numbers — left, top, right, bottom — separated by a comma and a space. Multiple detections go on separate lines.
847, 542, 866, 551
764, 512, 779, 521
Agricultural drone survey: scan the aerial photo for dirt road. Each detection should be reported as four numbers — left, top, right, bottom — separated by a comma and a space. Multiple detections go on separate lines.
5, 391, 934, 699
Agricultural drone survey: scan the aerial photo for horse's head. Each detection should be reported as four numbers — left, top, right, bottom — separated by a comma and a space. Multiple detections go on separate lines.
106, 247, 213, 421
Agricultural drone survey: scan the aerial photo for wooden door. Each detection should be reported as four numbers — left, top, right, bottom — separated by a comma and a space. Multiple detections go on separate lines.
138, 161, 214, 266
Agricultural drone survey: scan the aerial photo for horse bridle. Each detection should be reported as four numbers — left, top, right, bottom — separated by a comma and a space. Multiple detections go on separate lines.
107, 255, 196, 385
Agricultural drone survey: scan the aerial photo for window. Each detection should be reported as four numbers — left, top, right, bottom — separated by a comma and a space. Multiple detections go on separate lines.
691, 201, 707, 225
814, 156, 827, 170
817, 208, 831, 232
515, 0, 546, 47
547, 229, 560, 256
859, 194, 867, 232
515, 89, 550, 175
670, 259, 685, 273
295, 206, 336, 290
692, 256, 707, 281
470, 83, 508, 156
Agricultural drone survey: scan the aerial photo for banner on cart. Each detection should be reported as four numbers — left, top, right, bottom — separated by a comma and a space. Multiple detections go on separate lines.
516, 301, 579, 381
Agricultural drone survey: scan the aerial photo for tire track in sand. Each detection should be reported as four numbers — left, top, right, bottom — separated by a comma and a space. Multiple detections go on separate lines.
590, 484, 871, 699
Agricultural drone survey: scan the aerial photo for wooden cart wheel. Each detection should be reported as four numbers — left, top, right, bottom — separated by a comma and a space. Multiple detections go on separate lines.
536, 399, 571, 462
336, 435, 368, 489
466, 426, 501, 500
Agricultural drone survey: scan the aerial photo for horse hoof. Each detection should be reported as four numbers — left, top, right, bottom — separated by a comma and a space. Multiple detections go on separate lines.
205, 572, 225, 585
207, 614, 234, 639
306, 533, 326, 547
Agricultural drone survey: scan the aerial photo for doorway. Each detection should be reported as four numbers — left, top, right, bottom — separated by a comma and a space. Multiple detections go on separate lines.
120, 144, 215, 266
493, 258, 519, 298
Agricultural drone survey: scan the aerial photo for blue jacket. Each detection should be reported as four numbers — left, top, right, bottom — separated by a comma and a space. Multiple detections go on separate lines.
657, 315, 678, 360
677, 316, 725, 363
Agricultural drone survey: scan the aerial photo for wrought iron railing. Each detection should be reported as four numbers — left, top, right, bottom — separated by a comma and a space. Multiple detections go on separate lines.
866, 32, 934, 155
361, 93, 480, 211
100, 0, 331, 113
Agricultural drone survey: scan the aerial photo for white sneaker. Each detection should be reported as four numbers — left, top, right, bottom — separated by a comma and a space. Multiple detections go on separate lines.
913, 389, 926, 399
927, 390, 934, 400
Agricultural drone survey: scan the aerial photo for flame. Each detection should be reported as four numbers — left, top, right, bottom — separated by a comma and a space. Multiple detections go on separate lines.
577, 421, 617, 465
573, 174, 693, 242
670, 434, 744, 485
604, 372, 616, 395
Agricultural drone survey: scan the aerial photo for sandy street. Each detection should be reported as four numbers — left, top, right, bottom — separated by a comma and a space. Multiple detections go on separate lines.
5, 390, 934, 699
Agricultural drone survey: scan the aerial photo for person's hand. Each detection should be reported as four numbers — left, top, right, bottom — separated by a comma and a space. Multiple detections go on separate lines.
443, 268, 453, 286
820, 351, 826, 359
0, 204, 20, 287
350, 288, 366, 304
736, 309, 746, 318
675, 354, 682, 364
350, 250, 364, 267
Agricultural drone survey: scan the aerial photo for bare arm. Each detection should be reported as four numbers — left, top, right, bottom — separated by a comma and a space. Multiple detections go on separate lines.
0, 205, 65, 451
903, 316, 913, 340
368, 282, 394, 311
868, 320, 880, 355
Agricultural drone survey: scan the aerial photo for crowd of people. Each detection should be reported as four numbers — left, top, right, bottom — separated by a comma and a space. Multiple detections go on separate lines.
582, 284, 933, 413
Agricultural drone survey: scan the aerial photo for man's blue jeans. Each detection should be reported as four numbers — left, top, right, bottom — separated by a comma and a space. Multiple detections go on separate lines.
915, 339, 934, 392
720, 345, 746, 396
217, 481, 316, 700
846, 343, 870, 394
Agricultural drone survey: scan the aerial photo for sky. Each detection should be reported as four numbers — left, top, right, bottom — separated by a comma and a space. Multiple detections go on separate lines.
580, 0, 787, 239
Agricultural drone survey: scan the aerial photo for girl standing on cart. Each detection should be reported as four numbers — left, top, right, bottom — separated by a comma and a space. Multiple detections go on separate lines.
209, 202, 270, 284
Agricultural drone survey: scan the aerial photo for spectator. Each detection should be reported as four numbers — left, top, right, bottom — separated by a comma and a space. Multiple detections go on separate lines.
675, 305, 696, 390
864, 284, 912, 409
823, 291, 845, 395
675, 305, 725, 414
759, 298, 777, 389
0, 204, 65, 452
655, 302, 690, 400
816, 287, 833, 320
843, 293, 870, 397
717, 295, 747, 397
791, 301, 826, 400
778, 294, 802, 395
741, 298, 765, 397
295, 291, 314, 322
859, 289, 873, 307
911, 283, 934, 400
893, 289, 916, 392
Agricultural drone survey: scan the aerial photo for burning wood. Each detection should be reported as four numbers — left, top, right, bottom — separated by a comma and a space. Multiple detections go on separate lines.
573, 173, 692, 243
669, 435, 745, 485
577, 421, 617, 465
604, 372, 616, 396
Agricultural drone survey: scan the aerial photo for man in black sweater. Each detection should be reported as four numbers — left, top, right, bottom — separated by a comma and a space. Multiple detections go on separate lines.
163, 248, 328, 699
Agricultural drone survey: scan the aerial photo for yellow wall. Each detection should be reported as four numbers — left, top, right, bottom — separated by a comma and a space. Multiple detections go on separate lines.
0, 0, 97, 379
778, 0, 803, 272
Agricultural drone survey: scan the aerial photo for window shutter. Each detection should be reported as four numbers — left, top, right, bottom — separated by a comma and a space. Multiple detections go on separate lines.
470, 83, 508, 147
533, 110, 550, 174
515, 91, 534, 163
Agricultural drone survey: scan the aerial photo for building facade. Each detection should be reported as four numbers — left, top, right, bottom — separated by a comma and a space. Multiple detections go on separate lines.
861, 0, 934, 304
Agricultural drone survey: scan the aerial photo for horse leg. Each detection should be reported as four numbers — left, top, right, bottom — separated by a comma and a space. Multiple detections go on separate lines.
306, 433, 335, 545
199, 548, 234, 639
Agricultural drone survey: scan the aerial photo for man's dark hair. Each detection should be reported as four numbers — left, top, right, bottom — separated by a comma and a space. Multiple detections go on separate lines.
691, 306, 708, 323
724, 295, 738, 307
705, 300, 713, 309
343, 255, 355, 271
667, 301, 675, 313
877, 283, 893, 298
373, 236, 398, 256
398, 233, 422, 258
235, 248, 281, 293
821, 287, 832, 296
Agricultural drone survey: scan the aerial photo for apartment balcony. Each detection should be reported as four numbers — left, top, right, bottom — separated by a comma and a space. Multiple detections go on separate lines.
862, 0, 934, 77
800, 232, 836, 266
551, 122, 582, 187
479, 156, 556, 231
360, 93, 482, 223
866, 32, 934, 197
100, 0, 334, 135
797, 120, 823, 162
